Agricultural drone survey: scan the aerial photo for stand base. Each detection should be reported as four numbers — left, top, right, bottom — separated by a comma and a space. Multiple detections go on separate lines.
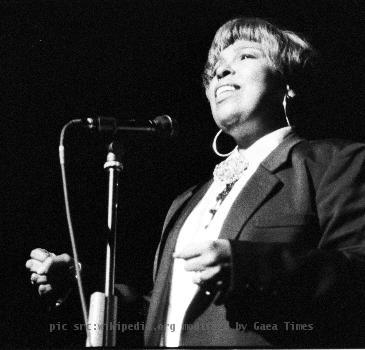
86, 292, 119, 347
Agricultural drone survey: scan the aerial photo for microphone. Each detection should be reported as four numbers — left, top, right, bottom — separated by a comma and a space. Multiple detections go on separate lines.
83, 115, 177, 138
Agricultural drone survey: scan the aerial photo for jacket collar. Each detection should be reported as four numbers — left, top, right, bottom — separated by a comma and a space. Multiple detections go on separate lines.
261, 131, 304, 172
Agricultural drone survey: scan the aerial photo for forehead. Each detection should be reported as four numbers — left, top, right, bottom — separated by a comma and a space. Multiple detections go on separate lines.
216, 40, 265, 62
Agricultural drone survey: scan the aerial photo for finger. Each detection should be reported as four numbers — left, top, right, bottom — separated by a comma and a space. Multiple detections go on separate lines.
38, 284, 53, 296
31, 273, 48, 285
200, 265, 222, 282
30, 248, 52, 262
36, 254, 72, 275
174, 240, 215, 259
36, 256, 54, 275
25, 259, 43, 273
184, 254, 216, 271
191, 266, 222, 284
30, 273, 38, 284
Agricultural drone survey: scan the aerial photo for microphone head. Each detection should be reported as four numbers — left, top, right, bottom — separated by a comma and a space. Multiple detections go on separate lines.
153, 115, 178, 138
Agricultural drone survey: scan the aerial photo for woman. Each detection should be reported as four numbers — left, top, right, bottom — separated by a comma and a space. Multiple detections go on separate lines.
27, 17, 365, 347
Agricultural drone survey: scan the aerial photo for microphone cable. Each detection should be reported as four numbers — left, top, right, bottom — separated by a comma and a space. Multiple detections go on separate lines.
59, 119, 90, 344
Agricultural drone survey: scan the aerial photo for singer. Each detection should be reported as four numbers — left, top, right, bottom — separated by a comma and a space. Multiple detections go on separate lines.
26, 17, 365, 347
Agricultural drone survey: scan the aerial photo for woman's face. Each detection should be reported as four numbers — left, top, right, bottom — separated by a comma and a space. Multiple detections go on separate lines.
206, 40, 285, 140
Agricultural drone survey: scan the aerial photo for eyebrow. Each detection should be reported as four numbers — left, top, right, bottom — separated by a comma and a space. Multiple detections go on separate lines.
214, 45, 263, 68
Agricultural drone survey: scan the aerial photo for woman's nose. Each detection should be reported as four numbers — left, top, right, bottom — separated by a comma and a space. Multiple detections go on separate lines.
216, 63, 234, 79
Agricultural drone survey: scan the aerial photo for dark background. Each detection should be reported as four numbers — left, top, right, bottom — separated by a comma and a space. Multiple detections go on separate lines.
1, 0, 364, 347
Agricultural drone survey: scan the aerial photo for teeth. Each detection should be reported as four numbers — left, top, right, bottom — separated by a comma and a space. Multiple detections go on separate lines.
216, 85, 236, 97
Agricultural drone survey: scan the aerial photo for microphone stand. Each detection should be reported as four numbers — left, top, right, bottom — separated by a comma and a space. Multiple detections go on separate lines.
103, 141, 123, 346
87, 141, 123, 347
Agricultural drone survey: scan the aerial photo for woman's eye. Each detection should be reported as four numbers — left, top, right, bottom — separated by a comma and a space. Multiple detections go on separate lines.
240, 54, 254, 60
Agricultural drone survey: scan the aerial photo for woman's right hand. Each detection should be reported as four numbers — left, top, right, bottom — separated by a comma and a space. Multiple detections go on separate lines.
25, 248, 76, 298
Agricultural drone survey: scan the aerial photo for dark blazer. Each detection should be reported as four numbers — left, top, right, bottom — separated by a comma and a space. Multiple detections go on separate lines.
144, 133, 365, 347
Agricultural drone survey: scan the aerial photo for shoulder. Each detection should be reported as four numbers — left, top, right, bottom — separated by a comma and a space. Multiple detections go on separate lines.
285, 138, 365, 188
290, 138, 365, 165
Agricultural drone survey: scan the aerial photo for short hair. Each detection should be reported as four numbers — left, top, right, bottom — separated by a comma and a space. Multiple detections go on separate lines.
202, 17, 317, 93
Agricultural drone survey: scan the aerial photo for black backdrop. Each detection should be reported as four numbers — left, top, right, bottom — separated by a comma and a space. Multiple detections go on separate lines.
1, 0, 364, 347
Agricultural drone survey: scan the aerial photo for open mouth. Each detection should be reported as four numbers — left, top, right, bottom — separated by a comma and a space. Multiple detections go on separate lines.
215, 84, 239, 99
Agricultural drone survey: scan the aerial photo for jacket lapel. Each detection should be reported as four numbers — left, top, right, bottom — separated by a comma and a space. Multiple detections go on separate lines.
162, 180, 213, 235
218, 166, 280, 240
153, 180, 213, 281
145, 180, 212, 345
219, 133, 304, 240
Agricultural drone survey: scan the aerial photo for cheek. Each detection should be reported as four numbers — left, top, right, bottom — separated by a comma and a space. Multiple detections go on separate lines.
247, 68, 270, 88
206, 84, 214, 100
206, 89, 216, 110
260, 67, 283, 94
247, 71, 283, 105
244, 60, 281, 86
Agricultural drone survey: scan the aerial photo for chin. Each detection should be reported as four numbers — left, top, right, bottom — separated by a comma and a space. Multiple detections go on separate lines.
213, 110, 243, 131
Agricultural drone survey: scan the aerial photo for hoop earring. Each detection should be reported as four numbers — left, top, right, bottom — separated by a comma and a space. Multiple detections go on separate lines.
212, 129, 235, 157
283, 94, 291, 126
